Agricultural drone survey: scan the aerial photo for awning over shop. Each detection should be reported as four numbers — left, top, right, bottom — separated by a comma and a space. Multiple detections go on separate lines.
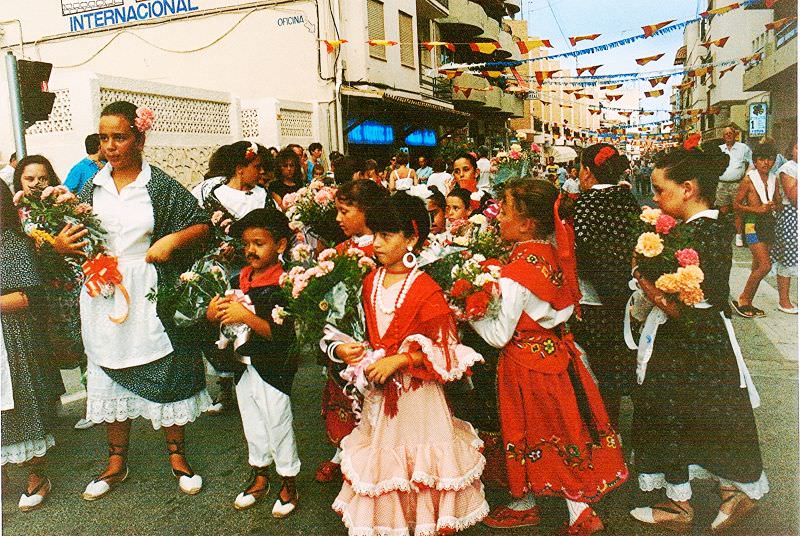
550, 145, 578, 163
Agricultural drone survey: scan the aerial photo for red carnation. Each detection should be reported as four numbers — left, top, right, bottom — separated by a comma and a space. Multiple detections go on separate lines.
482, 281, 498, 294
451, 279, 473, 299
465, 290, 491, 318
655, 214, 677, 235
594, 146, 616, 167
480, 258, 502, 270
683, 133, 702, 151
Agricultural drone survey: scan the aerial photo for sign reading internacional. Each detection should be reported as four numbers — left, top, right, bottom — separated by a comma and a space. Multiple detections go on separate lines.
63, 0, 200, 32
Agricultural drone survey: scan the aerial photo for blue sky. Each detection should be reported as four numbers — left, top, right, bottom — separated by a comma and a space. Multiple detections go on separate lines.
520, 0, 704, 118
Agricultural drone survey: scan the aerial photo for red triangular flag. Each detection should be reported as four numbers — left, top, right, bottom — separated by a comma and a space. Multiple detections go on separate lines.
645, 89, 665, 97
600, 83, 623, 90
700, 3, 740, 17
322, 39, 348, 53
470, 41, 501, 54
766, 17, 797, 31
568, 33, 602, 47
718, 64, 737, 78
589, 109, 602, 115
574, 93, 594, 100
701, 36, 730, 48
635, 53, 665, 66
422, 41, 455, 52
605, 94, 623, 101
576, 65, 603, 76
642, 20, 675, 37
649, 76, 671, 87
515, 39, 554, 54
534, 70, 560, 85
368, 39, 397, 46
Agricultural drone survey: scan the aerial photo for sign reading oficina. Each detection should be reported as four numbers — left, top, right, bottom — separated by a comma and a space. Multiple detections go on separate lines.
64, 0, 199, 32
749, 102, 768, 137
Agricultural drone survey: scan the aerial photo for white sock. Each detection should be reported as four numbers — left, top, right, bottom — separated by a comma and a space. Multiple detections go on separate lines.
566, 499, 589, 524
331, 448, 342, 465
507, 492, 537, 511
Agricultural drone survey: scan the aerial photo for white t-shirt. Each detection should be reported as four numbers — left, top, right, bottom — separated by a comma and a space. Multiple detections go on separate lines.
719, 142, 752, 183
477, 158, 491, 189
562, 178, 580, 194
0, 165, 14, 192
191, 177, 268, 219
427, 172, 452, 195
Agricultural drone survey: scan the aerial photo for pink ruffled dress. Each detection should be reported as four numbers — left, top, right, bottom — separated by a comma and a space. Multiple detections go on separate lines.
333, 270, 489, 535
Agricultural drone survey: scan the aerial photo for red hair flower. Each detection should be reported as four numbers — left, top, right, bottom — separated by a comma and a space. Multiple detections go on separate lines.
594, 146, 616, 167
244, 142, 258, 161
683, 133, 702, 151
451, 279, 473, 299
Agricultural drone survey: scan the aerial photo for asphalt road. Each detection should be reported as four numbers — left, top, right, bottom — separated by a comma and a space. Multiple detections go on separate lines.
3, 246, 798, 535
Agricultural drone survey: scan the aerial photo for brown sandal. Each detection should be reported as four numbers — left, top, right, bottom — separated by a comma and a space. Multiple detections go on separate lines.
711, 488, 757, 532
631, 499, 693, 532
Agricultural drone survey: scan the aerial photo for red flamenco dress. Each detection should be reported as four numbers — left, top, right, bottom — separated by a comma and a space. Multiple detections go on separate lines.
318, 236, 375, 481
333, 268, 489, 535
470, 241, 628, 506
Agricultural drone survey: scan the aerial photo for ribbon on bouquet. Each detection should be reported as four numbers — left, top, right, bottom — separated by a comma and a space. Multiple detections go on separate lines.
82, 254, 130, 324
216, 289, 256, 352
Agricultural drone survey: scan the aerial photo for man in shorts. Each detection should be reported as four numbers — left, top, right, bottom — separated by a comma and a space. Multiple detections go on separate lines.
716, 125, 752, 246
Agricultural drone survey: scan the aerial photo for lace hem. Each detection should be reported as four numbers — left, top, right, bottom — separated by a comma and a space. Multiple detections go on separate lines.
86, 389, 212, 430
638, 465, 770, 501
333, 496, 490, 536
399, 334, 483, 383
1, 434, 55, 465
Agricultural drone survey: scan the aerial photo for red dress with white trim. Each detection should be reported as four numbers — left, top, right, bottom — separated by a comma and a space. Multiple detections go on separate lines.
332, 268, 489, 535
470, 241, 628, 502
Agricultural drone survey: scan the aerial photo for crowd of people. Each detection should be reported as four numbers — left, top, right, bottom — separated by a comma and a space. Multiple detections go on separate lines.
1, 101, 794, 536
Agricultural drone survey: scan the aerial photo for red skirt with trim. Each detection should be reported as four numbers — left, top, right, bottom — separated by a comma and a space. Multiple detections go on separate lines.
497, 330, 628, 502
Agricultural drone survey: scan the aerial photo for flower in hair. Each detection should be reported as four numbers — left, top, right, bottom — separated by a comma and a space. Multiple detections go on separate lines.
244, 142, 258, 161
134, 107, 155, 133
594, 146, 616, 167
683, 133, 702, 151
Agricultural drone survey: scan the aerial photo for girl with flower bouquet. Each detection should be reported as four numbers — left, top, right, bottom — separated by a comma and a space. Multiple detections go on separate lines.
628, 143, 767, 533
469, 180, 627, 534
330, 192, 488, 536
192, 141, 270, 414
316, 179, 388, 483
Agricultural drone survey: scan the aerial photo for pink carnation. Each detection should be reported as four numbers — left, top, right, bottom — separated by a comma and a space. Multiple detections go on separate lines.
318, 260, 335, 274
318, 248, 337, 262
655, 214, 677, 235
313, 188, 335, 205
134, 107, 155, 133
358, 257, 376, 270
530, 143, 542, 153
675, 248, 700, 267
211, 211, 224, 225
346, 247, 365, 258
75, 203, 92, 215
41, 186, 55, 199
282, 192, 299, 208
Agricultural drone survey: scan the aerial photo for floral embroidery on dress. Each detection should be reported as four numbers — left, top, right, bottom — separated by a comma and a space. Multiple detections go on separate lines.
512, 335, 557, 359
525, 254, 564, 287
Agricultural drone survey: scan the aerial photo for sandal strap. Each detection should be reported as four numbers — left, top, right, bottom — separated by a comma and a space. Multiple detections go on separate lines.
652, 500, 691, 516
108, 443, 129, 458
166, 439, 186, 457
252, 466, 271, 478
720, 488, 746, 506
25, 476, 50, 496
97, 464, 128, 484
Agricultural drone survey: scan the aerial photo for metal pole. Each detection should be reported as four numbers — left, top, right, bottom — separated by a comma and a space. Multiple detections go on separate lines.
5, 51, 26, 159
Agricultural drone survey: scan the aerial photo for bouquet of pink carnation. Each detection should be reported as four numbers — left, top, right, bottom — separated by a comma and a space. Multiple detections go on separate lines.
13, 185, 107, 278
279, 245, 376, 354
147, 255, 230, 327
634, 206, 705, 306
283, 180, 345, 245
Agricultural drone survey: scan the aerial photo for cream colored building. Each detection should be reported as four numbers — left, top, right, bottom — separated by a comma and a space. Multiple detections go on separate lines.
0, 0, 523, 185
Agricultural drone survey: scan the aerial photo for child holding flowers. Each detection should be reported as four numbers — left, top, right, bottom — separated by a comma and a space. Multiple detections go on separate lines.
629, 142, 767, 533
331, 192, 488, 535
206, 208, 300, 517
316, 179, 388, 484
469, 179, 627, 534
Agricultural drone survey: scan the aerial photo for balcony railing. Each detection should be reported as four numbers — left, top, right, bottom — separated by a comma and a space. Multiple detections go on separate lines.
776, 18, 797, 49
419, 72, 453, 101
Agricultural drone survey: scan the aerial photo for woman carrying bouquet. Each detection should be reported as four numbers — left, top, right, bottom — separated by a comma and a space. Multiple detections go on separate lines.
317, 179, 389, 483
60, 101, 212, 500
192, 141, 270, 414
1, 183, 57, 512
470, 180, 627, 534
629, 143, 767, 532
571, 144, 640, 426
331, 192, 488, 535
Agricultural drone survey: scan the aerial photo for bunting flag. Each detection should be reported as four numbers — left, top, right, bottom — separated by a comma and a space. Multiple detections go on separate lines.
569, 33, 602, 47
605, 94, 623, 101
701, 36, 730, 49
539, 100, 551, 105
516, 39, 554, 53
470, 41, 501, 54
641, 111, 655, 116
421, 41, 456, 52
481, 70, 504, 78
368, 39, 397, 47
322, 39, 348, 53
455, 87, 473, 98
636, 53, 666, 66
574, 93, 594, 99
645, 89, 665, 97
534, 70, 561, 85
642, 20, 675, 37
561, 104, 573, 109
765, 0, 779, 7
601, 83, 623, 90
766, 17, 797, 31
589, 109, 602, 115
618, 111, 633, 117
675, 80, 695, 90
741, 52, 763, 64
649, 75, 671, 87
688, 66, 712, 77
576, 64, 603, 76
563, 88, 580, 94
718, 64, 737, 78
701, 2, 740, 17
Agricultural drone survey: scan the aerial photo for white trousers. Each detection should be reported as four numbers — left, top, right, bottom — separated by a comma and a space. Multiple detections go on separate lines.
236, 366, 301, 476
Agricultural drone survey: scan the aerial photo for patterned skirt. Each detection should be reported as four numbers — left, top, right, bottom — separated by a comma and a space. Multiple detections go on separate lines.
771, 204, 797, 268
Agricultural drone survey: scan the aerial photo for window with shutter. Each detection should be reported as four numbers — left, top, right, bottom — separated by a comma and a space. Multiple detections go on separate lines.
368, 0, 386, 60
399, 11, 415, 68
418, 19, 431, 69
